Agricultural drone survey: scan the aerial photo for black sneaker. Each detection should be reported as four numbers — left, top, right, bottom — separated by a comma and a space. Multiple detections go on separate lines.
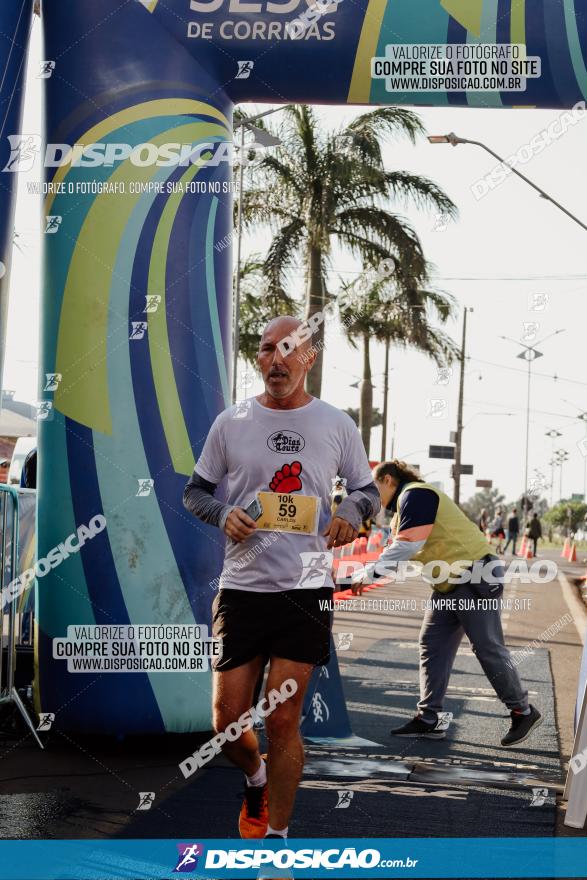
390, 715, 446, 739
501, 705, 543, 748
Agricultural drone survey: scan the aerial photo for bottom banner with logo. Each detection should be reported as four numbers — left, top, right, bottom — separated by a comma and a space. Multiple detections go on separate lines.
1, 838, 587, 878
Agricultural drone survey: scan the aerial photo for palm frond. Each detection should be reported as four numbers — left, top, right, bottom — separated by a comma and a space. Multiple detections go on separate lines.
264, 217, 306, 294
346, 107, 426, 147
384, 171, 458, 218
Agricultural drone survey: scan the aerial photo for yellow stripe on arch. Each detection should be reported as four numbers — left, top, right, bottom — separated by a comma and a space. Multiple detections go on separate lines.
348, 0, 387, 104
54, 121, 227, 435
147, 160, 207, 476
511, 0, 526, 48
440, 0, 483, 37
44, 99, 230, 213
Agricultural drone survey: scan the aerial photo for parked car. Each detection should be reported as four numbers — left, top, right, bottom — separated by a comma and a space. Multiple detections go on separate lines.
7, 437, 36, 486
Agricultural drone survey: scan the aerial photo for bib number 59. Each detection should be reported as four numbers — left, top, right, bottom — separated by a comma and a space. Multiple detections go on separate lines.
278, 495, 297, 518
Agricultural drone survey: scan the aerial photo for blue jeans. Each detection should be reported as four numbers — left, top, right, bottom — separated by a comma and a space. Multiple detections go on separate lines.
503, 531, 518, 554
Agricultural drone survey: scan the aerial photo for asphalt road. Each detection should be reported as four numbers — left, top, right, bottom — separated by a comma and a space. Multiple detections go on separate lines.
323, 552, 578, 839
0, 548, 586, 876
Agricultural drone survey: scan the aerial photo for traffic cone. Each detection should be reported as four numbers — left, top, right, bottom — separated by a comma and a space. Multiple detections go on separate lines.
569, 543, 577, 563
367, 533, 380, 552
520, 536, 527, 556
524, 545, 533, 560
562, 538, 570, 559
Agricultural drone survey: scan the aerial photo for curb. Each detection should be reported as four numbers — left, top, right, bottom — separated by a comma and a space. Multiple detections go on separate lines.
558, 571, 587, 645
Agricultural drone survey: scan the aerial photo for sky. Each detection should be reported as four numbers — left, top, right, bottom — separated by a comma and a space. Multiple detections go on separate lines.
5, 16, 587, 504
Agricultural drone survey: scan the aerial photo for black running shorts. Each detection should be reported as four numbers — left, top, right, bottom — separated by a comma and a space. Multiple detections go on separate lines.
211, 587, 333, 672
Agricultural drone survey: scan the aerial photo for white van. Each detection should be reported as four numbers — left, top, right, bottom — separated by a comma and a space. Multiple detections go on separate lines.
8, 437, 36, 486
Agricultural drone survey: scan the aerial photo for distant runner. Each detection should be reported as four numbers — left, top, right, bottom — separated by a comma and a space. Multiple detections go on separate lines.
357, 460, 542, 748
490, 507, 506, 555
503, 507, 520, 556
527, 512, 543, 558
184, 316, 380, 841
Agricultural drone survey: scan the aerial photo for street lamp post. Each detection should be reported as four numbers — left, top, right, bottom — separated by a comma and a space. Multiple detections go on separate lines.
545, 429, 563, 507
390, 420, 397, 459
548, 458, 559, 505
427, 133, 587, 233
381, 337, 390, 461
500, 330, 565, 526
232, 106, 290, 403
555, 448, 570, 502
232, 121, 246, 405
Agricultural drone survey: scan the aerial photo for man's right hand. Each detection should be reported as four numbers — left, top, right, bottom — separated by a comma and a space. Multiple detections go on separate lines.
224, 508, 257, 543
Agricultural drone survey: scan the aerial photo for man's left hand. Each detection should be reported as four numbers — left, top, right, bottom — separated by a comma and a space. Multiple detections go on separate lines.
323, 516, 357, 549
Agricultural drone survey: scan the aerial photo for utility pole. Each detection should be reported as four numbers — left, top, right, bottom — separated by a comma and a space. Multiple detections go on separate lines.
500, 328, 564, 525
232, 122, 246, 404
453, 307, 470, 505
562, 402, 587, 502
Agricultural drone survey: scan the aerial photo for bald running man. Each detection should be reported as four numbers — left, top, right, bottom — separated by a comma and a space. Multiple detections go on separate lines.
184, 315, 380, 840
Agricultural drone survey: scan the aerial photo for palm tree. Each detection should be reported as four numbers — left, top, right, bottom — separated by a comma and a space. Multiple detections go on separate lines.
240, 104, 457, 397
339, 274, 459, 456
237, 254, 299, 366
462, 487, 507, 524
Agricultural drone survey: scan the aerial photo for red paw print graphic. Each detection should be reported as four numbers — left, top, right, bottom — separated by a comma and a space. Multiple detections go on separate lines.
269, 461, 303, 493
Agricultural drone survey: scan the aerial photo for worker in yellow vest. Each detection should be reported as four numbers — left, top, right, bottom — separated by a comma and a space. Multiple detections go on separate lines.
359, 460, 542, 748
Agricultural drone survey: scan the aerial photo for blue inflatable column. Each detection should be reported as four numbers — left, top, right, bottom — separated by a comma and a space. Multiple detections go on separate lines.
0, 1, 34, 396
36, 0, 233, 734
301, 638, 379, 747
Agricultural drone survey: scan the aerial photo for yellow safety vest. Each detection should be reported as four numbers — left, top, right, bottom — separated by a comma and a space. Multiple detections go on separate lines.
396, 482, 493, 593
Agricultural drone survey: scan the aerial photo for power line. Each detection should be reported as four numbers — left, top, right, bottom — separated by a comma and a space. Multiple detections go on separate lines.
468, 356, 587, 390
432, 275, 587, 283
237, 255, 587, 284
465, 397, 583, 423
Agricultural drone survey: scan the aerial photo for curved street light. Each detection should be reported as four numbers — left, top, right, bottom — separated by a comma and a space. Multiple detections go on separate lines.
428, 133, 587, 233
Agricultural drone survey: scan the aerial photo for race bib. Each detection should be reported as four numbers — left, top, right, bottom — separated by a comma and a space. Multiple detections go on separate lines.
256, 492, 319, 535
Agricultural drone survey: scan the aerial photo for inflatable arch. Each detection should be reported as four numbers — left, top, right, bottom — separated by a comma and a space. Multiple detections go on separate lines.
1, 0, 586, 733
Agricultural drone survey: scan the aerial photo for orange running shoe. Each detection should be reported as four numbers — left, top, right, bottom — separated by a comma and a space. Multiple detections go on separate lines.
239, 757, 269, 839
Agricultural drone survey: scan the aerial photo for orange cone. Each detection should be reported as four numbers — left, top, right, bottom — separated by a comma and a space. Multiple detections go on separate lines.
524, 545, 533, 560
569, 543, 577, 563
562, 538, 570, 559
520, 536, 527, 556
